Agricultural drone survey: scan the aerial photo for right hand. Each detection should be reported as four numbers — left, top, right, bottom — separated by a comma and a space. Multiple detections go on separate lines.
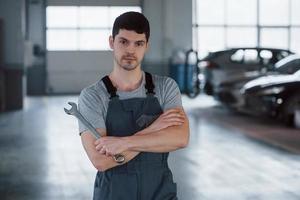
144, 108, 185, 133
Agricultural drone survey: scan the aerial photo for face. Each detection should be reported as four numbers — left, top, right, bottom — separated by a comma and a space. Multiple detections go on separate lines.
109, 29, 148, 71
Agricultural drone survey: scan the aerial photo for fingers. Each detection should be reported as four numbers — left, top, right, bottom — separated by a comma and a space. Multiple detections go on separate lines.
96, 145, 112, 156
94, 137, 124, 156
94, 137, 109, 146
162, 112, 185, 121
95, 143, 102, 151
164, 118, 185, 126
165, 121, 184, 127
99, 146, 106, 154
161, 109, 185, 124
158, 120, 184, 130
157, 114, 185, 130
161, 109, 185, 120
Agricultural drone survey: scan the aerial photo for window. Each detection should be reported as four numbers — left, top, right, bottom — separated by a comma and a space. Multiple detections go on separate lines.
193, 0, 257, 58
46, 6, 141, 51
193, 0, 300, 58
226, 0, 257, 25
259, 0, 289, 26
243, 49, 259, 64
260, 28, 289, 49
291, 28, 300, 53
197, 27, 225, 57
291, 0, 300, 25
231, 50, 244, 62
227, 28, 257, 47
196, 0, 225, 25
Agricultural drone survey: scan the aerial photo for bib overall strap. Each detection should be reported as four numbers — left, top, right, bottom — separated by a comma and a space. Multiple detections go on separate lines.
145, 72, 155, 95
102, 76, 118, 99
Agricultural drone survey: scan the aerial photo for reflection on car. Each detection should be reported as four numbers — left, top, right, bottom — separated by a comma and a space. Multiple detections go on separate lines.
241, 70, 300, 127
200, 47, 294, 96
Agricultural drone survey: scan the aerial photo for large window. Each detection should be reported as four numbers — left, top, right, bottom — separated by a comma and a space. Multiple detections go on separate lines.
46, 6, 141, 51
193, 0, 300, 58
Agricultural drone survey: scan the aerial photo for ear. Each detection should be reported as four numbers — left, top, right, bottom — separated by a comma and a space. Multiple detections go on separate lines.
109, 36, 114, 49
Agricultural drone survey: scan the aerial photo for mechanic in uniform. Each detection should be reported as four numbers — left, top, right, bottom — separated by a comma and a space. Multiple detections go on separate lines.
78, 11, 189, 200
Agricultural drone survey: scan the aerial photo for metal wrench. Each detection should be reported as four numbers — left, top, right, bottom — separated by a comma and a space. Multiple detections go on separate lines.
64, 102, 125, 164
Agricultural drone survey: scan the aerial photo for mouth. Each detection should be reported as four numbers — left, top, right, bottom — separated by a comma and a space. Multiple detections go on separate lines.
123, 56, 136, 61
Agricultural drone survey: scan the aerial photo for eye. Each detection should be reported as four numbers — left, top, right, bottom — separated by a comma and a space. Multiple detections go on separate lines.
136, 41, 145, 47
119, 39, 128, 45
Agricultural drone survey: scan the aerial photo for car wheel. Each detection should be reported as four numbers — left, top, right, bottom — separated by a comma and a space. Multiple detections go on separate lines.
281, 93, 300, 127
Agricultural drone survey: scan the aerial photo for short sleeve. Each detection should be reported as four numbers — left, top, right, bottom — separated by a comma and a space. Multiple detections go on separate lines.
77, 88, 106, 135
162, 77, 182, 111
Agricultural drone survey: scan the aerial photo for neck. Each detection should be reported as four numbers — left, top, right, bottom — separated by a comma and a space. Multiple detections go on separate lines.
109, 67, 143, 91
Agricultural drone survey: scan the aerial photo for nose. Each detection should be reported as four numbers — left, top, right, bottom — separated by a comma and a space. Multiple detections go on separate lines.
126, 43, 136, 54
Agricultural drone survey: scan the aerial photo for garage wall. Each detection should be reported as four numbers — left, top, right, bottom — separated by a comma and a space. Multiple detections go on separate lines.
47, 51, 113, 93
143, 0, 193, 75
0, 0, 25, 69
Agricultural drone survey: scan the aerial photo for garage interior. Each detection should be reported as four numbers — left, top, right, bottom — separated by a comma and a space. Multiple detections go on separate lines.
0, 0, 300, 200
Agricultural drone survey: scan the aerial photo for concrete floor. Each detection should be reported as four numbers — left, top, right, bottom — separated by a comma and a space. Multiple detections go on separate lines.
0, 95, 300, 200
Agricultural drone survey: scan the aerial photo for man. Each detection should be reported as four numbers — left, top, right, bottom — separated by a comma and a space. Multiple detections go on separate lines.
78, 11, 189, 200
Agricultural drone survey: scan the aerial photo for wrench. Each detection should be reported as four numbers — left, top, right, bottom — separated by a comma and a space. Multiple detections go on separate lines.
64, 102, 125, 164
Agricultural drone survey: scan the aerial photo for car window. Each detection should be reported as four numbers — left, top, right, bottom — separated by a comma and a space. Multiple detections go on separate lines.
275, 51, 290, 62
243, 49, 260, 64
280, 51, 291, 58
230, 49, 262, 64
260, 50, 272, 65
230, 49, 244, 62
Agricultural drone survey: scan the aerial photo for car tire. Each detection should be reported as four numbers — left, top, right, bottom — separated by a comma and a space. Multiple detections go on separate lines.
281, 93, 300, 127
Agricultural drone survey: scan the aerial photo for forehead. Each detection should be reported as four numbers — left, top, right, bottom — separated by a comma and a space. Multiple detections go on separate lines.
115, 29, 147, 42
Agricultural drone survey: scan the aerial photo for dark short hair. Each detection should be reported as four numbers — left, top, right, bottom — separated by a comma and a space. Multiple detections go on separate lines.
112, 11, 150, 42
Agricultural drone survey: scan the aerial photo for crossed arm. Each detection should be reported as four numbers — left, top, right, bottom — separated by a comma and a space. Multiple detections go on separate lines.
81, 107, 189, 172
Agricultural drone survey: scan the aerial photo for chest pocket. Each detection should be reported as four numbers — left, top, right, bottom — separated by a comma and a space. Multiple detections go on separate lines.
136, 96, 162, 129
136, 114, 159, 128
106, 97, 162, 137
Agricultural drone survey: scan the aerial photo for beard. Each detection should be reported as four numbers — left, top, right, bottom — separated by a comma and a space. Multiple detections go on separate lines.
116, 55, 140, 71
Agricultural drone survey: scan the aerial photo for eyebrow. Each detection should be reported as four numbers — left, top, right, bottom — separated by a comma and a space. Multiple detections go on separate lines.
118, 37, 146, 43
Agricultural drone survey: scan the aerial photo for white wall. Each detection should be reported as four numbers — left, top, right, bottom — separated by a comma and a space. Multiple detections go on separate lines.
47, 51, 113, 93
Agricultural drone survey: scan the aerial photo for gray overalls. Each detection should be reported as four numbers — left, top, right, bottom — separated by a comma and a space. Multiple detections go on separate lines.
93, 72, 178, 200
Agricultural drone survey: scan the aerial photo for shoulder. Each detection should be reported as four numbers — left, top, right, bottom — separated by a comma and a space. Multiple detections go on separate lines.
79, 79, 109, 104
151, 74, 179, 91
151, 73, 177, 85
149, 73, 182, 108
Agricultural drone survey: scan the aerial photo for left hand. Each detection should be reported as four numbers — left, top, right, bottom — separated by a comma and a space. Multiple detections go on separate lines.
94, 137, 128, 156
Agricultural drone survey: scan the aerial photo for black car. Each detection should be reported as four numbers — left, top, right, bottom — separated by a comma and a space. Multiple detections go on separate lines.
200, 47, 294, 96
241, 70, 300, 126
215, 54, 300, 109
